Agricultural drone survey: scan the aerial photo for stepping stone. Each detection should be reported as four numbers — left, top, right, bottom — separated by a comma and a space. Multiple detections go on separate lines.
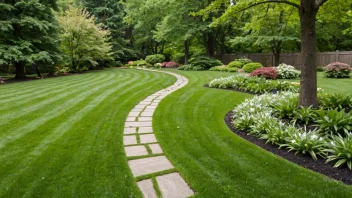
124, 128, 137, 134
139, 102, 151, 105
141, 112, 154, 117
131, 108, 143, 112
137, 179, 157, 198
124, 135, 137, 145
125, 122, 152, 127
135, 105, 146, 109
128, 156, 174, 177
126, 117, 136, 122
156, 173, 194, 198
143, 109, 155, 112
139, 127, 153, 133
145, 106, 156, 110
149, 144, 163, 154
138, 117, 153, 121
150, 103, 159, 107
125, 146, 148, 157
140, 134, 157, 144
128, 112, 140, 117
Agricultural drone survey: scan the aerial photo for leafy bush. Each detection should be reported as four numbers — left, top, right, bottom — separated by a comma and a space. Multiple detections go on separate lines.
325, 134, 352, 170
161, 61, 178, 68
280, 128, 326, 160
235, 58, 252, 65
316, 66, 324, 72
315, 109, 352, 136
318, 93, 352, 111
145, 54, 165, 65
227, 61, 244, 68
188, 56, 222, 69
324, 62, 352, 78
132, 59, 147, 66
275, 64, 301, 79
178, 65, 204, 71
250, 67, 278, 80
242, 62, 263, 73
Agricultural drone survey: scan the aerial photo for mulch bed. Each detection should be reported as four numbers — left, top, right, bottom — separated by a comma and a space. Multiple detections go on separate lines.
224, 110, 352, 185
204, 84, 352, 184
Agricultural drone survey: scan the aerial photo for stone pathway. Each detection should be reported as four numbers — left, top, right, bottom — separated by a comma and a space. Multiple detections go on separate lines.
123, 69, 194, 198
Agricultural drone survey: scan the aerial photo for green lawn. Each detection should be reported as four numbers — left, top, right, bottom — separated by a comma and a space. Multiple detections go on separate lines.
154, 69, 352, 197
1, 69, 352, 197
0, 68, 176, 197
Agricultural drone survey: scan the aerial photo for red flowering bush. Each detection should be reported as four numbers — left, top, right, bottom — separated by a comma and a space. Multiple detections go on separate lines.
324, 62, 352, 78
161, 61, 178, 68
250, 67, 278, 80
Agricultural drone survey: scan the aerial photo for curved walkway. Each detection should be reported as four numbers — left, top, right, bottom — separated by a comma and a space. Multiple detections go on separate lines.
123, 69, 194, 198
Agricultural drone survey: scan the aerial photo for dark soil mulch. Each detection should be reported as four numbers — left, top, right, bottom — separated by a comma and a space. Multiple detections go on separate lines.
225, 111, 352, 185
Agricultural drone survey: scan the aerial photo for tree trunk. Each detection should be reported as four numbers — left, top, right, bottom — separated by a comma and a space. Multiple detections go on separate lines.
299, 1, 318, 107
35, 65, 42, 78
184, 40, 190, 65
15, 62, 26, 79
207, 31, 216, 57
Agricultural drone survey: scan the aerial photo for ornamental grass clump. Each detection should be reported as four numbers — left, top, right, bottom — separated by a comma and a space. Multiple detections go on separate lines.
324, 62, 352, 78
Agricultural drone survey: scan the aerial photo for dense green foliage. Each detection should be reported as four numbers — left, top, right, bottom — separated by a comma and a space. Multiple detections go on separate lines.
145, 54, 165, 65
242, 62, 263, 73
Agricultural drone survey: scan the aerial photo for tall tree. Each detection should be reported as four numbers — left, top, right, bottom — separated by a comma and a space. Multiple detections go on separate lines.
199, 0, 332, 107
0, 0, 62, 79
58, 7, 113, 71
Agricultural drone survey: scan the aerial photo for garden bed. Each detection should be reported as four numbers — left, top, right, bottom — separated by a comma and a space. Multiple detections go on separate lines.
224, 111, 352, 185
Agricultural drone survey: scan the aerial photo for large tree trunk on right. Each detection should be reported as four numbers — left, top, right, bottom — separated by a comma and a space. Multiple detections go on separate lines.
299, 1, 318, 107
15, 62, 26, 79
184, 40, 190, 65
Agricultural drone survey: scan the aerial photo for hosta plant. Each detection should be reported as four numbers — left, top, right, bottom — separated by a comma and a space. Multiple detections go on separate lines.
314, 109, 352, 135
275, 64, 301, 79
318, 93, 352, 111
280, 128, 327, 160
260, 122, 290, 145
249, 115, 279, 137
271, 97, 298, 119
293, 106, 317, 125
324, 134, 352, 170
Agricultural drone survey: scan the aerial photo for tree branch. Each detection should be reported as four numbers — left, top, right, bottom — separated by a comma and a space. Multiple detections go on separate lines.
315, 0, 328, 8
236, 0, 300, 13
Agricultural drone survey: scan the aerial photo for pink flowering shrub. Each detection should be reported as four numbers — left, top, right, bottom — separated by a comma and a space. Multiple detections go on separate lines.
128, 61, 134, 65
250, 67, 278, 80
161, 61, 178, 68
324, 62, 352, 78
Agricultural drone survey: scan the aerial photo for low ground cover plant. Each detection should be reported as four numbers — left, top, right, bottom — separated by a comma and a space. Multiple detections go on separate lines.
208, 75, 297, 93
275, 64, 301, 79
231, 91, 352, 170
210, 66, 238, 72
324, 62, 352, 78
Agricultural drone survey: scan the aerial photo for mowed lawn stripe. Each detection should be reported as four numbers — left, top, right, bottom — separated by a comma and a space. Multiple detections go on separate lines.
0, 73, 94, 97
0, 72, 127, 148
0, 69, 176, 197
154, 70, 352, 197
0, 73, 116, 126
0, 73, 102, 108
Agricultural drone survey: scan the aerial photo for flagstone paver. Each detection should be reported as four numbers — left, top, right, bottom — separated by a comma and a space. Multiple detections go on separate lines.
128, 156, 174, 177
137, 179, 158, 198
140, 134, 157, 144
156, 173, 194, 198
123, 68, 194, 197
125, 146, 148, 157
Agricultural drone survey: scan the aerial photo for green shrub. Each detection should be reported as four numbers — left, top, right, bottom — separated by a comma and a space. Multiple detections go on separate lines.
145, 54, 165, 65
316, 66, 324, 72
318, 93, 352, 110
242, 62, 263, 73
178, 65, 204, 71
228, 68, 238, 72
227, 61, 244, 68
293, 106, 317, 125
235, 58, 252, 65
315, 109, 352, 136
132, 59, 147, 66
189, 56, 222, 69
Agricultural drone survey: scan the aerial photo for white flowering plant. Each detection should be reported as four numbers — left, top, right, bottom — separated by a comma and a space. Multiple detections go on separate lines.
280, 128, 327, 160
276, 63, 301, 79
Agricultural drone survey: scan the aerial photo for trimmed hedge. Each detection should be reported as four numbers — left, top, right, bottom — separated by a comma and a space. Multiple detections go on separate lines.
242, 62, 263, 73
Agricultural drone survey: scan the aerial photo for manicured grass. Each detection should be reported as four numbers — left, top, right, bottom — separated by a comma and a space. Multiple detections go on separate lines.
281, 72, 352, 94
0, 68, 176, 197
154, 70, 352, 197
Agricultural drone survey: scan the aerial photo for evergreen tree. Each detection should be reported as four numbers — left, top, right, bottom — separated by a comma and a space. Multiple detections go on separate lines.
0, 0, 62, 79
